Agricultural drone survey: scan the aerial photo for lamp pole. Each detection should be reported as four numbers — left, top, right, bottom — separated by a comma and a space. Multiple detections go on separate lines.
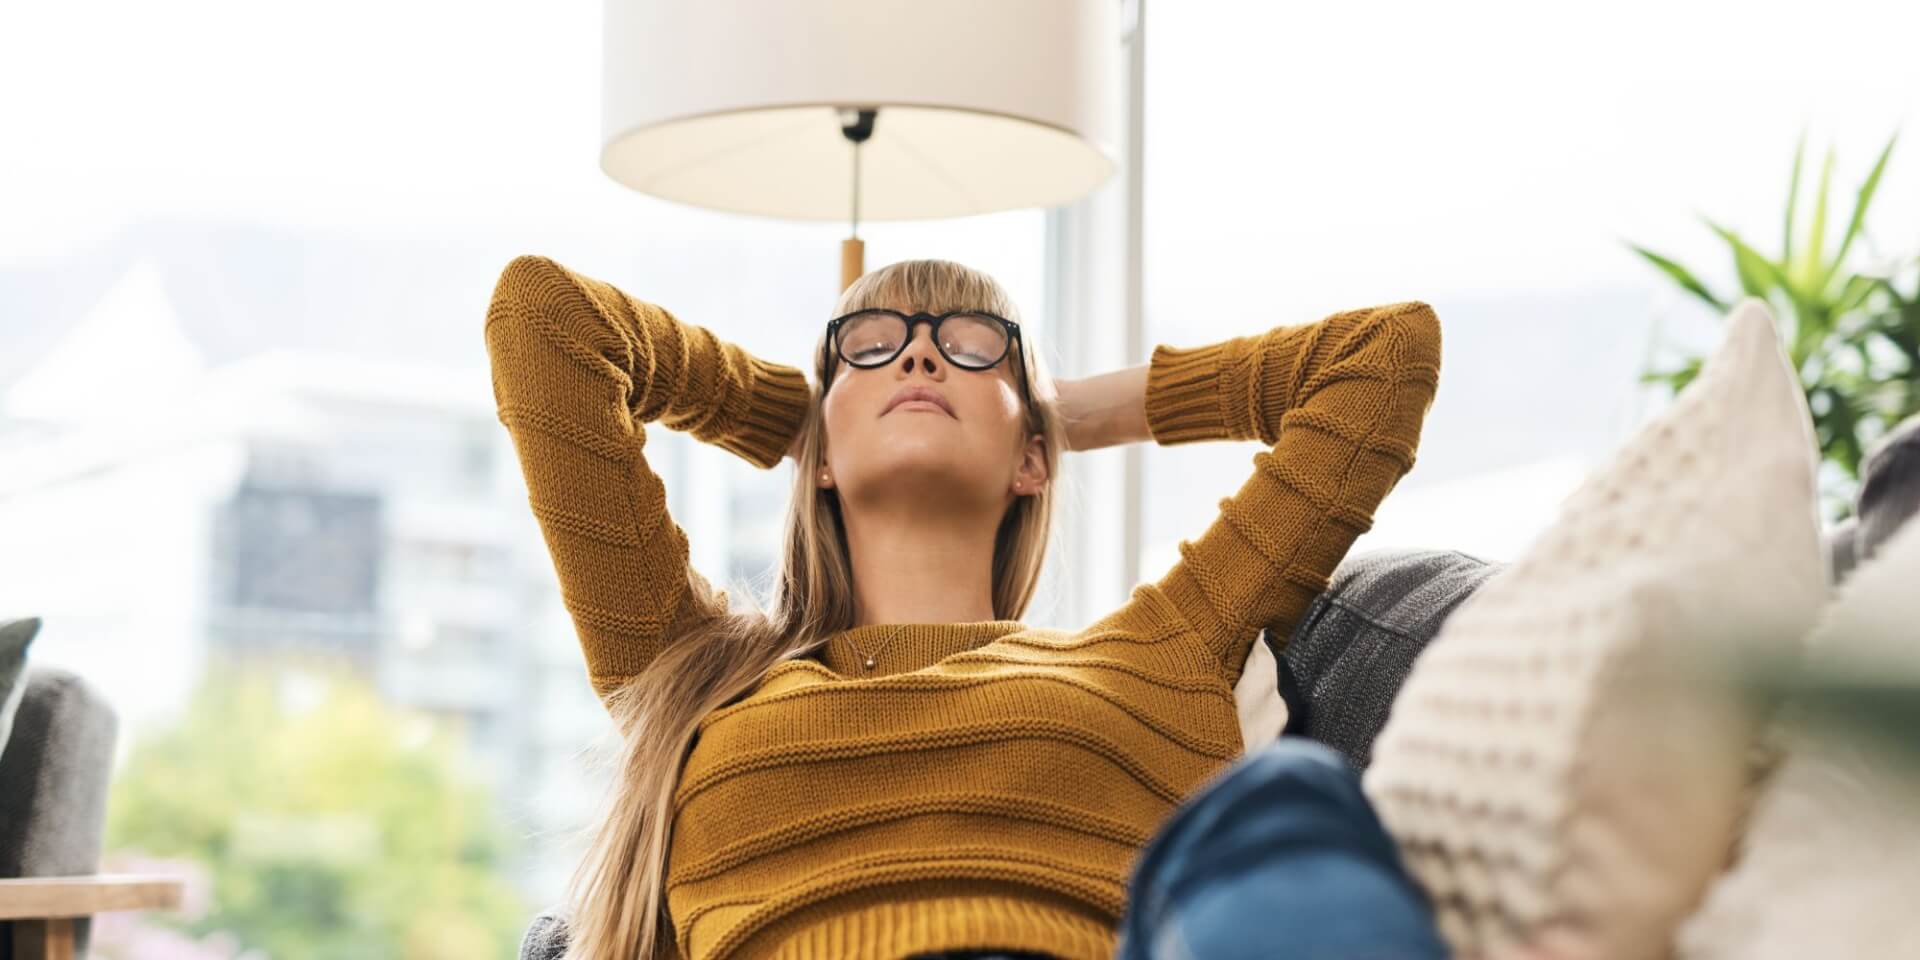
838, 108, 877, 291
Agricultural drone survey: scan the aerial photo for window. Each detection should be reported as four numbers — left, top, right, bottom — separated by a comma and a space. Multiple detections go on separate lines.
0, 2, 1052, 933
1136, 0, 1920, 572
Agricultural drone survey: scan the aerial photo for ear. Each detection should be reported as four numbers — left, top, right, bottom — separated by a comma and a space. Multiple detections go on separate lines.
1011, 433, 1049, 495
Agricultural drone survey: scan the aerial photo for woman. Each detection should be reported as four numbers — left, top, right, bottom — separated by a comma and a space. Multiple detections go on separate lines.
485, 255, 1445, 960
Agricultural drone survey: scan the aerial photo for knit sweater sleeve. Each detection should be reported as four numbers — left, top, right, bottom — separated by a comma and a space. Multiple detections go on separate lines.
482, 254, 811, 702
1134, 302, 1442, 676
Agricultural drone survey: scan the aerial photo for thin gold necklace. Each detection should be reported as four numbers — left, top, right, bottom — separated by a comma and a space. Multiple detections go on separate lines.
843, 625, 905, 672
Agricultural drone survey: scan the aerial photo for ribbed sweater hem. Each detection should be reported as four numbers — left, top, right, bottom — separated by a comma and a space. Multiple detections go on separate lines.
1144, 339, 1242, 444
713, 355, 811, 469
755, 896, 1114, 960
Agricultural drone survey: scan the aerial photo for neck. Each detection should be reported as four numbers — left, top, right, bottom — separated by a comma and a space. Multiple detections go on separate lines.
839, 497, 1005, 626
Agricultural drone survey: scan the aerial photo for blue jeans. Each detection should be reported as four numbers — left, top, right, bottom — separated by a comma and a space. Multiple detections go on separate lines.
1113, 737, 1448, 960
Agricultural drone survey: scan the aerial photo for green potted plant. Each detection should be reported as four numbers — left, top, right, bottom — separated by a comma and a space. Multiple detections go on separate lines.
1632, 133, 1918, 518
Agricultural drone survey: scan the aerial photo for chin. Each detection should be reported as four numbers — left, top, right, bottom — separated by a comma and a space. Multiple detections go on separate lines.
848, 445, 995, 498
867, 418, 966, 459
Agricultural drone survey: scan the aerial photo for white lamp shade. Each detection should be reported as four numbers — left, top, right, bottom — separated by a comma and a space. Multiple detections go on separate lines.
600, 0, 1120, 221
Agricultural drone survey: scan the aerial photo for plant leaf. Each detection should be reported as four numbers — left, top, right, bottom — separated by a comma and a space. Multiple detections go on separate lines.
1631, 244, 1728, 311
1643, 356, 1705, 394
1798, 146, 1836, 289
1669, 360, 1704, 393
1785, 130, 1805, 264
1880, 274, 1913, 310
1828, 132, 1898, 289
1707, 219, 1787, 300
1835, 273, 1878, 315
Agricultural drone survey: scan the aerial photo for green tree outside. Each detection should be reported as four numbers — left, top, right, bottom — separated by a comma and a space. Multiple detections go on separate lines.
104, 662, 528, 960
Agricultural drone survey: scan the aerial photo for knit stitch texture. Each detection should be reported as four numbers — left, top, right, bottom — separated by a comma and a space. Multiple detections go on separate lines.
484, 255, 1441, 959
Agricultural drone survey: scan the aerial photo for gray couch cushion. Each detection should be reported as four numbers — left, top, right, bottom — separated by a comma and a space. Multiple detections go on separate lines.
1856, 412, 1920, 563
0, 618, 35, 762
1828, 414, 1920, 584
1272, 548, 1504, 770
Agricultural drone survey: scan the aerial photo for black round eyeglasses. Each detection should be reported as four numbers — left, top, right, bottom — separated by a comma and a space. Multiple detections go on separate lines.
822, 309, 1033, 411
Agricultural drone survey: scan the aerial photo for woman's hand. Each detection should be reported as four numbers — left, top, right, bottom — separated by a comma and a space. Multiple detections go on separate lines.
1053, 366, 1151, 452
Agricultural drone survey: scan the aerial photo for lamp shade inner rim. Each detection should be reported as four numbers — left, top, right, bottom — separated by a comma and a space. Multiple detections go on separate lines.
600, 103, 1115, 221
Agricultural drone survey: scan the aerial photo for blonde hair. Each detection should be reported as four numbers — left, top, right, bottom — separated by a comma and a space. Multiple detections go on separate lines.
560, 260, 1065, 960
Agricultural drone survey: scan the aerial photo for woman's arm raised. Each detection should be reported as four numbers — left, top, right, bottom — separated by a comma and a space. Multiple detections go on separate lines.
483, 255, 811, 702
1130, 302, 1442, 677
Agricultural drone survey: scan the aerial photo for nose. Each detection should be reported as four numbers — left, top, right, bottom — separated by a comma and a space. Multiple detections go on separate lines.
897, 323, 944, 378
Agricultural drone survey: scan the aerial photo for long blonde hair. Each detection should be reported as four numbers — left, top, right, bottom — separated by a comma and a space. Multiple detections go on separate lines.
559, 260, 1066, 960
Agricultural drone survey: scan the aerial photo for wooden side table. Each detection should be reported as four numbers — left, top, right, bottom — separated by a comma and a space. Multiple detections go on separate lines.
0, 875, 186, 960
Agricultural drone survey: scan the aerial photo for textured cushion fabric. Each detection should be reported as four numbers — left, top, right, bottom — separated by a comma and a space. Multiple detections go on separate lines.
519, 909, 570, 960
0, 617, 36, 763
1362, 299, 1829, 960
1271, 549, 1503, 770
0, 666, 120, 877
1674, 512, 1920, 959
0, 666, 118, 959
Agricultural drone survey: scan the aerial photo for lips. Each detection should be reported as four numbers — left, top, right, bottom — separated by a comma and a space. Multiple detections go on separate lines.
883, 386, 955, 418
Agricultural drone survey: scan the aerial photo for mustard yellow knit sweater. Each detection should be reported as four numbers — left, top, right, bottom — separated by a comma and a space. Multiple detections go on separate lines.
484, 255, 1441, 960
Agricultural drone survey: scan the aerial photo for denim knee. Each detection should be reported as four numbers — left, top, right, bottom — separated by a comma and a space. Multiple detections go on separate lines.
1118, 737, 1440, 959
1128, 738, 1370, 909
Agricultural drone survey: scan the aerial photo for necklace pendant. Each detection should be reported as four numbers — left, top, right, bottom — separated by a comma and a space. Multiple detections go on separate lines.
864, 657, 876, 670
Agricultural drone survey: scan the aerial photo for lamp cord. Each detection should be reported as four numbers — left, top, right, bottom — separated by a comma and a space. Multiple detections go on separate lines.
839, 108, 878, 239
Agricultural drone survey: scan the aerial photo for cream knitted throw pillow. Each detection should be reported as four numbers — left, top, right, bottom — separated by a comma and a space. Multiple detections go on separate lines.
1675, 513, 1920, 959
1362, 300, 1827, 960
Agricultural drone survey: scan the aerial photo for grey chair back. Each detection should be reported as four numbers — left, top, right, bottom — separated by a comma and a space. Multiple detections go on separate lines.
0, 666, 120, 960
519, 909, 569, 960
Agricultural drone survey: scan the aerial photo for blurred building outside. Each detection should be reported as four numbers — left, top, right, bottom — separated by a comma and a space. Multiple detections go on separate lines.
0, 242, 790, 903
